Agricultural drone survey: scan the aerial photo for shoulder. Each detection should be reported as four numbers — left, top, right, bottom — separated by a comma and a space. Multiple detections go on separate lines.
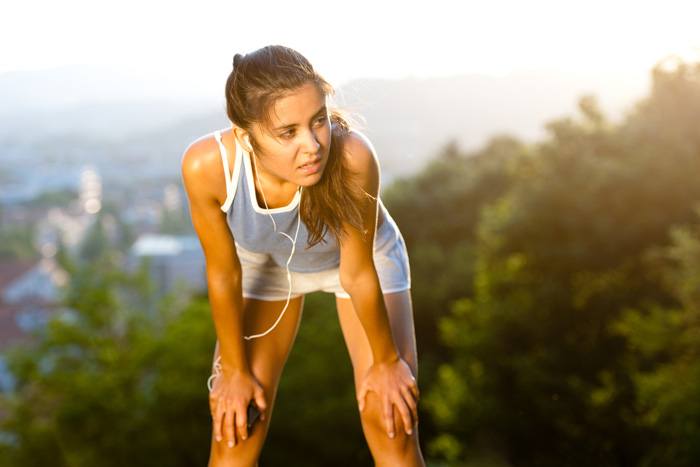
180, 132, 221, 176
342, 129, 380, 184
180, 131, 228, 203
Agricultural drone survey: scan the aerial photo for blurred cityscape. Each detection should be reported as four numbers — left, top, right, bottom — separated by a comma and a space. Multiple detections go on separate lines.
0, 159, 206, 390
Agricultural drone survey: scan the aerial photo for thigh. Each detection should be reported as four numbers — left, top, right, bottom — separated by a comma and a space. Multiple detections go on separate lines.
335, 289, 422, 459
335, 289, 419, 391
209, 294, 305, 466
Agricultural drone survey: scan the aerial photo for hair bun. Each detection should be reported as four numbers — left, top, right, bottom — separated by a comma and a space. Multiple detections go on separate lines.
233, 53, 243, 68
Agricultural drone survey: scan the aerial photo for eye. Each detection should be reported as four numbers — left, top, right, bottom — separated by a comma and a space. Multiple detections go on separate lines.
279, 116, 327, 139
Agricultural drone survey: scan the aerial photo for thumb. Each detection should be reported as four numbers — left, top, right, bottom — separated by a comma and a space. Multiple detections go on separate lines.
357, 386, 367, 412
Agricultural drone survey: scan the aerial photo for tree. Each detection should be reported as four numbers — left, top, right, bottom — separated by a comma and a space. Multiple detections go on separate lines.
424, 60, 700, 466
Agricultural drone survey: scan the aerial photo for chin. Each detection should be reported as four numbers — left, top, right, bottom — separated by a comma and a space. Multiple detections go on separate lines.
300, 172, 324, 187
297, 159, 326, 186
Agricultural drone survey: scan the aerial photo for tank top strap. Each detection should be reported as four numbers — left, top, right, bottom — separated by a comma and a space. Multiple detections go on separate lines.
214, 129, 243, 212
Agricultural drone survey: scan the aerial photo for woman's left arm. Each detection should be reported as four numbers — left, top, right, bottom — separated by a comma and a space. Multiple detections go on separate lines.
338, 131, 419, 438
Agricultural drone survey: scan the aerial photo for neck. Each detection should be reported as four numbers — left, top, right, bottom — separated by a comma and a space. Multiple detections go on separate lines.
249, 153, 301, 210
250, 155, 298, 191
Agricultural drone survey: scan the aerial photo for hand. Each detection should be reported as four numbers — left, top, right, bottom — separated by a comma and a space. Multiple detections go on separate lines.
208, 363, 267, 448
357, 356, 420, 438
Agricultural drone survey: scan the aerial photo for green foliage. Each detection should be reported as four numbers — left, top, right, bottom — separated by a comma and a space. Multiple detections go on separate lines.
0, 258, 219, 467
0, 224, 38, 260
421, 58, 700, 466
611, 211, 700, 466
0, 260, 379, 466
383, 134, 526, 389
31, 189, 79, 209
159, 207, 191, 235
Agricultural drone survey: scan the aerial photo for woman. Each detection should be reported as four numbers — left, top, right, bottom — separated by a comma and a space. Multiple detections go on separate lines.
181, 45, 425, 466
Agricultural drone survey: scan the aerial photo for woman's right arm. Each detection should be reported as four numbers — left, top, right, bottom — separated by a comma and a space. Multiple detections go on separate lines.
180, 140, 249, 375
181, 140, 267, 447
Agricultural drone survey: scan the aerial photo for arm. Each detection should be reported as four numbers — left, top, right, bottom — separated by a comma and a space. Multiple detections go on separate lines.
338, 131, 419, 437
180, 141, 249, 376
338, 130, 399, 365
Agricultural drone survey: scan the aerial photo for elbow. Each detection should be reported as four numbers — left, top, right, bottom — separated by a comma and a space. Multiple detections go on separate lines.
339, 269, 376, 297
206, 267, 243, 290
339, 273, 355, 296
339, 268, 359, 295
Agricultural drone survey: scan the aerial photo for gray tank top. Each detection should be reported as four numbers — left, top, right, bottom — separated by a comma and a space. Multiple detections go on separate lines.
213, 128, 401, 273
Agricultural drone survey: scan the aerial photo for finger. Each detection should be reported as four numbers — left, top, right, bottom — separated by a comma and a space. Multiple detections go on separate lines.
209, 392, 218, 413
238, 403, 248, 441
400, 385, 418, 427
383, 395, 395, 439
224, 402, 235, 448
394, 392, 414, 435
213, 398, 224, 442
255, 389, 267, 421
408, 379, 420, 401
357, 386, 367, 412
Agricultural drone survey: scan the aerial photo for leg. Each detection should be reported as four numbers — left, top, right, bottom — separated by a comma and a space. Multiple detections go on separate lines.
208, 294, 305, 467
336, 290, 426, 467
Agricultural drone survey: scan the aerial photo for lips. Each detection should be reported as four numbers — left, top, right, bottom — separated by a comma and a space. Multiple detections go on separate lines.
299, 158, 321, 169
298, 158, 321, 174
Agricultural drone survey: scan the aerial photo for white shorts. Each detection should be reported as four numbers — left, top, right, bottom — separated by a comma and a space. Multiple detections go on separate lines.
234, 233, 411, 301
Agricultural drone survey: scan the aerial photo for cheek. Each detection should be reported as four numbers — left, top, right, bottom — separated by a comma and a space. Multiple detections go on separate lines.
263, 149, 295, 175
321, 125, 332, 149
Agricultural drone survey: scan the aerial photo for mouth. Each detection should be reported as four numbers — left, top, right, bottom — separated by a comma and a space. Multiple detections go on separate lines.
298, 158, 322, 174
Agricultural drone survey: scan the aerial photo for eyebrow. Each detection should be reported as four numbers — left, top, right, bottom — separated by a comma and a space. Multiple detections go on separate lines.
273, 105, 327, 131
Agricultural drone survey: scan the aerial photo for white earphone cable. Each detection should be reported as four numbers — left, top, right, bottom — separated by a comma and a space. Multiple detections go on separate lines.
208, 143, 302, 391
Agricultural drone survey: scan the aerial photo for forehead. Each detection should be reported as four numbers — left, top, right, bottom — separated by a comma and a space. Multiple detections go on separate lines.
268, 82, 326, 125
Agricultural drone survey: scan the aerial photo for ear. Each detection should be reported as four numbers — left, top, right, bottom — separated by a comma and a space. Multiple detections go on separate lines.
232, 126, 253, 153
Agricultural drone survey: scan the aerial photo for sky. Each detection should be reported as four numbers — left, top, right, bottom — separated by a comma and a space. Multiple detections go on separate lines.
2, 0, 699, 99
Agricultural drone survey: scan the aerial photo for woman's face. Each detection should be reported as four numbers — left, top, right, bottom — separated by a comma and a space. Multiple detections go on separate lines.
239, 81, 331, 190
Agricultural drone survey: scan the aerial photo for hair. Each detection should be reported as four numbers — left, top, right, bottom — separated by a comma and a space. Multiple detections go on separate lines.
224, 45, 370, 249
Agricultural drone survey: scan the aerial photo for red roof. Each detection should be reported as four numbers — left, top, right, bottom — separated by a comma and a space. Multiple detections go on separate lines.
0, 259, 46, 351
0, 260, 37, 292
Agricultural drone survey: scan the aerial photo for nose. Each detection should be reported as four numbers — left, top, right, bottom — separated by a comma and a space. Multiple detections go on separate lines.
303, 128, 321, 154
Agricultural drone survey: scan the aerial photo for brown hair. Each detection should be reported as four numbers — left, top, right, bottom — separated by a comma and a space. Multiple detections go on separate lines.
224, 45, 369, 249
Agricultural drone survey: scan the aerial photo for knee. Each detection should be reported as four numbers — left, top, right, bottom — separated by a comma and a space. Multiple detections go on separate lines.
209, 416, 270, 467
210, 438, 260, 467
209, 438, 255, 467
358, 389, 419, 448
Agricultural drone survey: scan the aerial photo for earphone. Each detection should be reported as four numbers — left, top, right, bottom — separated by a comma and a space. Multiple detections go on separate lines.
242, 142, 302, 341
208, 134, 302, 391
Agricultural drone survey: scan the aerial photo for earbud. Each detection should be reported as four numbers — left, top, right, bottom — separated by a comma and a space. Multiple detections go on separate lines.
244, 135, 251, 151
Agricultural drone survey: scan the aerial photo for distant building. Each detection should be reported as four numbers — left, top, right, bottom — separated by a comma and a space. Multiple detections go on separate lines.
126, 233, 206, 297
0, 258, 68, 348
0, 257, 69, 393
0, 260, 36, 352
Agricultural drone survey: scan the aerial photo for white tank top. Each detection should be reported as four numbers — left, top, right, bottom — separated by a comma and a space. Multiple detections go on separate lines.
213, 128, 402, 273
